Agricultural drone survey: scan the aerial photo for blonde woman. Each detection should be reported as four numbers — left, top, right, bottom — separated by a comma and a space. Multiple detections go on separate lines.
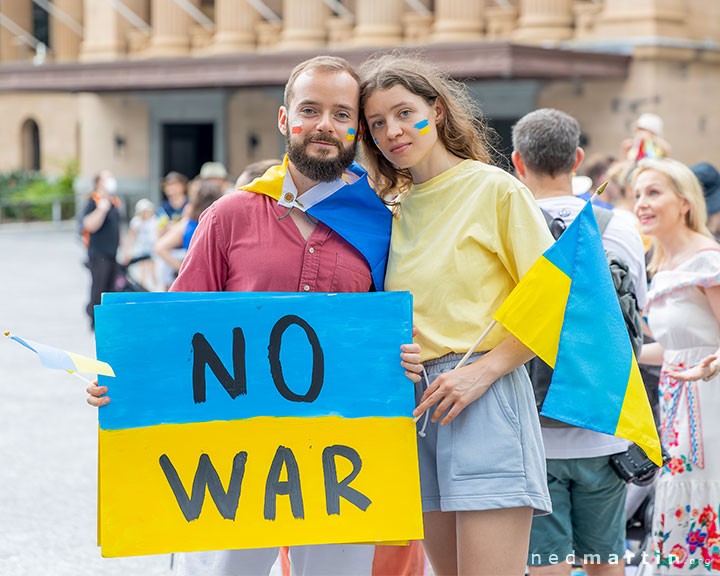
633, 158, 720, 574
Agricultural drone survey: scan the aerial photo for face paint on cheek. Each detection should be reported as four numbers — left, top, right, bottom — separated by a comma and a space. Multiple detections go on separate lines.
291, 121, 303, 135
373, 137, 379, 147
414, 119, 430, 135
346, 128, 356, 142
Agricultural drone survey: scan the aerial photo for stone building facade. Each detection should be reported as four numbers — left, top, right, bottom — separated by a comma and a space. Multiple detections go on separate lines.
0, 0, 719, 204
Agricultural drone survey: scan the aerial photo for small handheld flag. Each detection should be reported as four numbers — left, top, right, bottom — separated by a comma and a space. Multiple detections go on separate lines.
4, 331, 115, 377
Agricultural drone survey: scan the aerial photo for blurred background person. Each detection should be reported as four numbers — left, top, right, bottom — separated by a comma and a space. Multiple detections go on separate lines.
156, 171, 189, 290
690, 162, 720, 240
81, 170, 120, 330
634, 158, 720, 575
234, 158, 283, 189
123, 198, 158, 290
622, 113, 672, 162
198, 161, 232, 193
154, 181, 223, 280
157, 171, 189, 228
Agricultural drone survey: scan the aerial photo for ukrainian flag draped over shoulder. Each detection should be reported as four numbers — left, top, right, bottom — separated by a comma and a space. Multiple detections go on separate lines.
240, 157, 392, 291
493, 200, 662, 465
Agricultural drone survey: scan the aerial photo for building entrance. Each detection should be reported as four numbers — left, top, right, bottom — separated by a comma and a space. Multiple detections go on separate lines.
162, 123, 215, 181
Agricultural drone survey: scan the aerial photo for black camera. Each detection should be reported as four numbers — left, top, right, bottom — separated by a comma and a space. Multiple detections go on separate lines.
609, 444, 671, 486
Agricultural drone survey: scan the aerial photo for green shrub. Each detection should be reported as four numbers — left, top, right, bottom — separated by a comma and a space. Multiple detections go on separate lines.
0, 161, 77, 221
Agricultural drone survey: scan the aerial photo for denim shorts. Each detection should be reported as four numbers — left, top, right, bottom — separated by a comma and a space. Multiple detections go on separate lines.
416, 352, 552, 515
527, 456, 627, 565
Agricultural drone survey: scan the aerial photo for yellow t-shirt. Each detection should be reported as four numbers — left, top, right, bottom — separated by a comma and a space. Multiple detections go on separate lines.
385, 159, 554, 361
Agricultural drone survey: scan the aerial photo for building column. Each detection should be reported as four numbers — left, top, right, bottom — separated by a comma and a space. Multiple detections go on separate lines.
276, 0, 328, 50
80, 0, 125, 60
431, 0, 485, 43
146, 0, 197, 57
0, 0, 33, 62
353, 0, 403, 46
50, 0, 83, 62
512, 0, 574, 43
594, 0, 689, 39
486, 5, 518, 40
209, 0, 257, 53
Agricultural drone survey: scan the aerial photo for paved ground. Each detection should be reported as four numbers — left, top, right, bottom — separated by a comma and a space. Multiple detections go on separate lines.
0, 223, 173, 576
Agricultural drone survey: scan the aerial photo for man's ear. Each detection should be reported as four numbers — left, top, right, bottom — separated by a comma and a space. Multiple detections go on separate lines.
573, 147, 585, 172
356, 121, 365, 141
278, 106, 288, 135
511, 151, 526, 178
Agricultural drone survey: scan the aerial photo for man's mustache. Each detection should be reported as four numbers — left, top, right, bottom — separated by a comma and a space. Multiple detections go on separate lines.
305, 133, 343, 149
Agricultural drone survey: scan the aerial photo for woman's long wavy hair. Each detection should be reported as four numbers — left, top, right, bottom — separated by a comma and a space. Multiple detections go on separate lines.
631, 157, 713, 274
359, 53, 495, 202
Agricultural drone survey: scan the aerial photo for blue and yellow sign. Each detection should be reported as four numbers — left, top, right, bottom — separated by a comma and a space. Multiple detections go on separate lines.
95, 292, 422, 557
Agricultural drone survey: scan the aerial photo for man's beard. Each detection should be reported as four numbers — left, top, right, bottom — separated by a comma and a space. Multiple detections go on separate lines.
286, 129, 356, 183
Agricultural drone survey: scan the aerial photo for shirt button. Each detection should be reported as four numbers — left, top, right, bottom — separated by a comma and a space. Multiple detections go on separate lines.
309, 247, 315, 254
303, 285, 310, 291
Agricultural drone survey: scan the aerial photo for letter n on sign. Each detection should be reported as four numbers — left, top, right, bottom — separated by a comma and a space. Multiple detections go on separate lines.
95, 291, 422, 557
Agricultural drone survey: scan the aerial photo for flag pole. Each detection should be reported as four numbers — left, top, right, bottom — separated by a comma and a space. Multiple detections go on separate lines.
67, 370, 96, 386
588, 181, 608, 203
453, 319, 497, 370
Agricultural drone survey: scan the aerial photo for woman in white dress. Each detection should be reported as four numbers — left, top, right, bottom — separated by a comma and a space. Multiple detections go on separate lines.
633, 158, 720, 575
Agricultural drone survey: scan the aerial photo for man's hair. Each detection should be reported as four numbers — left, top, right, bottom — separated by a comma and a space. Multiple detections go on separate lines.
283, 56, 359, 108
512, 108, 580, 178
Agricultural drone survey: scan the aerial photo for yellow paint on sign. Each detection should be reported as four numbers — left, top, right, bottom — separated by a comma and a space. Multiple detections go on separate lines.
99, 416, 422, 557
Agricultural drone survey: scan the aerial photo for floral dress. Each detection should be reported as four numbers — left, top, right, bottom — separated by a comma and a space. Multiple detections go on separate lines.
648, 249, 720, 574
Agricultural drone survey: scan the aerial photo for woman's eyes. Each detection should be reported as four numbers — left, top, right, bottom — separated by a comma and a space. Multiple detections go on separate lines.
371, 110, 413, 129
636, 188, 661, 199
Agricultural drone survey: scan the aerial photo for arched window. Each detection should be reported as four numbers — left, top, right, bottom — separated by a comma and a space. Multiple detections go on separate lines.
21, 119, 41, 171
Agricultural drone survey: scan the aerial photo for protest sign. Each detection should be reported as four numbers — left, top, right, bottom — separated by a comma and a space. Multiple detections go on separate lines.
95, 292, 422, 557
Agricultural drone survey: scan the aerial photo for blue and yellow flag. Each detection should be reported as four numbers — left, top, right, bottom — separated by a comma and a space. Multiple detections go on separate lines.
241, 157, 391, 290
5, 331, 115, 376
493, 201, 661, 465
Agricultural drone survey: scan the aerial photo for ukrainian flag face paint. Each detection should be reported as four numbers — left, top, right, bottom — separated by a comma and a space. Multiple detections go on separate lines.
346, 128, 356, 142
414, 119, 430, 135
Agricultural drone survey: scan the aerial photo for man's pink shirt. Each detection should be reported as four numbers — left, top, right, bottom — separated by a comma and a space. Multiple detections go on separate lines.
171, 191, 372, 293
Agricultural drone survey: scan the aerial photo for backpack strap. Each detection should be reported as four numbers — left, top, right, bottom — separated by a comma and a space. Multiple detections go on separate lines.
539, 207, 567, 240
592, 205, 614, 237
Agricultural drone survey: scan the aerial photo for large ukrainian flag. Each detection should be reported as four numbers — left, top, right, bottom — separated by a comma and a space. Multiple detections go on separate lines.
494, 200, 661, 465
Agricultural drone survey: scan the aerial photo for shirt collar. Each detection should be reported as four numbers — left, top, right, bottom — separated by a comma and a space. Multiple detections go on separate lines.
278, 171, 345, 212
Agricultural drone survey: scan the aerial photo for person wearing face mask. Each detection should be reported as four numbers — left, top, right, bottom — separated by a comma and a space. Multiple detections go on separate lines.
81, 170, 121, 331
